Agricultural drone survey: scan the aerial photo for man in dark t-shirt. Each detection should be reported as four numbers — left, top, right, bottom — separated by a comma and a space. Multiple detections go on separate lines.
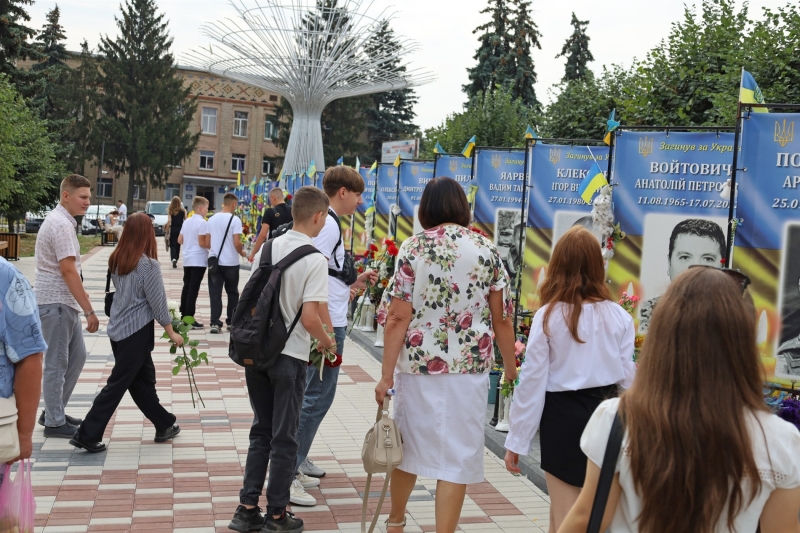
248, 188, 294, 262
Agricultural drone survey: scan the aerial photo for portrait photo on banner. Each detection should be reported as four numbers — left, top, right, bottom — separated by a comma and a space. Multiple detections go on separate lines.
495, 208, 523, 279
552, 211, 598, 246
638, 213, 727, 334
777, 224, 800, 377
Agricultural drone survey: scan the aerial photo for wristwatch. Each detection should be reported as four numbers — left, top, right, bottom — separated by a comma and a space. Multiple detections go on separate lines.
84, 310, 96, 318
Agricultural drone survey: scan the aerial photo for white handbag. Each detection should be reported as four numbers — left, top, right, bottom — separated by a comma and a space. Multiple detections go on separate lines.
0, 394, 20, 463
360, 396, 403, 533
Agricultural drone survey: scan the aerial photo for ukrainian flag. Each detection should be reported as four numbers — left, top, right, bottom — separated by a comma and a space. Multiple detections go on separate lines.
604, 109, 620, 145
524, 125, 537, 140
393, 154, 401, 167
307, 160, 317, 176
578, 161, 608, 204
434, 142, 447, 155
369, 161, 378, 175
740, 70, 768, 113
337, 156, 344, 165
462, 135, 476, 158
237, 171, 241, 187
466, 184, 478, 206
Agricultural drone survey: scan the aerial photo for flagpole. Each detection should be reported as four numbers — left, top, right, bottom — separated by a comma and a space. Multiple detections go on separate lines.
605, 129, 616, 185
513, 138, 533, 328
724, 67, 745, 268
393, 160, 401, 241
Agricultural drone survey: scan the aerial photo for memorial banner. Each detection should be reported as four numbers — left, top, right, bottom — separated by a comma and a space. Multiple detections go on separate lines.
733, 112, 800, 382
433, 154, 473, 193
375, 164, 396, 244
520, 143, 610, 311
350, 166, 374, 256
473, 148, 527, 282
608, 130, 735, 334
397, 160, 434, 242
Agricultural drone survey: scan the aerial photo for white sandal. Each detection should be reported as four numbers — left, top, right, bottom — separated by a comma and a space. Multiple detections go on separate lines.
385, 516, 406, 530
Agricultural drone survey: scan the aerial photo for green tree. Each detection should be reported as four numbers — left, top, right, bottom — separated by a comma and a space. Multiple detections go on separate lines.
556, 13, 594, 82
421, 85, 538, 157
0, 75, 63, 230
364, 20, 419, 163
0, 0, 39, 79
97, 0, 199, 208
464, 0, 512, 101
506, 0, 542, 107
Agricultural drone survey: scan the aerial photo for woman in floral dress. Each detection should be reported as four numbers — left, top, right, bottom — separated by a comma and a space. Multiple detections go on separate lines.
375, 177, 519, 533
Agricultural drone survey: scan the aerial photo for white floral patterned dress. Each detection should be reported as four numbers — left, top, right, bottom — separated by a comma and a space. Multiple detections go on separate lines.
377, 224, 512, 484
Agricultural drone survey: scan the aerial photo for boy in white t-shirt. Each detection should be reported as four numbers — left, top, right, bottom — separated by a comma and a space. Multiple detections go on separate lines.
207, 193, 246, 334
229, 186, 335, 533
178, 196, 210, 329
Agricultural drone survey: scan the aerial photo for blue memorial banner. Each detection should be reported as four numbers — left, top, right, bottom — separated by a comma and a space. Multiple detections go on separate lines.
397, 160, 434, 242
433, 154, 473, 193
521, 143, 610, 310
608, 130, 735, 336
473, 148, 527, 281
733, 112, 800, 383
350, 166, 375, 256
375, 164, 396, 243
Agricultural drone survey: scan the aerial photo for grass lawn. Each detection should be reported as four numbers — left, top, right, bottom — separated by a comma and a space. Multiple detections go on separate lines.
19, 233, 101, 258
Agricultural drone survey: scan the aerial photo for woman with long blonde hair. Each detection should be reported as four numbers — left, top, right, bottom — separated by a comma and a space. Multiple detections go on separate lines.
557, 266, 800, 533
504, 226, 636, 532
164, 196, 186, 268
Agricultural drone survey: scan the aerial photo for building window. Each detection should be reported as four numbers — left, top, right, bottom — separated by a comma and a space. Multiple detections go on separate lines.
264, 118, 275, 140
262, 156, 275, 176
97, 177, 113, 198
199, 150, 215, 171
201, 107, 217, 134
164, 183, 180, 200
133, 182, 147, 200
231, 154, 246, 173
233, 111, 248, 137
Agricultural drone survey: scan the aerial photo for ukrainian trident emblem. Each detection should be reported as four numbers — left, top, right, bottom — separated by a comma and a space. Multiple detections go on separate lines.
449, 159, 458, 173
491, 154, 502, 169
411, 165, 419, 176
775, 120, 795, 148
638, 137, 654, 158
549, 148, 561, 164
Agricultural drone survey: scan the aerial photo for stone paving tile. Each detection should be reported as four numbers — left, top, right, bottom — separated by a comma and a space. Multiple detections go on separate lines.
21, 246, 550, 532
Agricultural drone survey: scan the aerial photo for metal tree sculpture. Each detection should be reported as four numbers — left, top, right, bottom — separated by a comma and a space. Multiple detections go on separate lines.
185, 0, 432, 174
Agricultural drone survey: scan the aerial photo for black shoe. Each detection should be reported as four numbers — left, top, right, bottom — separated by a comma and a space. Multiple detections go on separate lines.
69, 436, 107, 453
43, 422, 79, 439
38, 411, 83, 427
228, 505, 264, 532
154, 424, 181, 443
172, 259, 177, 268
191, 321, 204, 330
263, 511, 303, 533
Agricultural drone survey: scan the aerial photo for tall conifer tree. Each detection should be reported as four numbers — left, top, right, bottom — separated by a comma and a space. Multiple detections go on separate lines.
507, 0, 542, 107
0, 0, 39, 79
464, 0, 512, 100
97, 0, 198, 208
556, 13, 594, 81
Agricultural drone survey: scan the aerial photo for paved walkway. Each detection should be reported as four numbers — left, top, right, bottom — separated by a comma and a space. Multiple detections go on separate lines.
22, 245, 551, 533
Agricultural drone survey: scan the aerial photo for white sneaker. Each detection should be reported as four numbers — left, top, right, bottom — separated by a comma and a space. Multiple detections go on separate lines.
495, 419, 510, 432
297, 471, 320, 489
299, 458, 326, 477
290, 478, 316, 506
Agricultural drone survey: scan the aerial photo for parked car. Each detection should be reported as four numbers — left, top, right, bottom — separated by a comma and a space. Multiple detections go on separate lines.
145, 201, 170, 236
82, 205, 117, 235
25, 209, 52, 233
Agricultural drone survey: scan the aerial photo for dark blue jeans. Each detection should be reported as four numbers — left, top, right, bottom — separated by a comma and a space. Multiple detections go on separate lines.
240, 353, 307, 510
294, 326, 346, 470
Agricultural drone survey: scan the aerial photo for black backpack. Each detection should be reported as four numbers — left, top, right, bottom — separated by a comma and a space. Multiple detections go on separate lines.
228, 238, 320, 371
273, 210, 358, 285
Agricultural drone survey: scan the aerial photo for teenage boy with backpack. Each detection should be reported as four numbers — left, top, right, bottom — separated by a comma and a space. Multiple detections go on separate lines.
290, 166, 377, 506
228, 186, 335, 533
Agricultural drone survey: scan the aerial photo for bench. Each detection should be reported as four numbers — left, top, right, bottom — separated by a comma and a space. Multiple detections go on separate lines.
98, 220, 118, 246
0, 241, 8, 258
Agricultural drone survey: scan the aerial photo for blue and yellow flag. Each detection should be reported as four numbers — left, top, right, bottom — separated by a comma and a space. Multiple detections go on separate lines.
337, 156, 344, 165
237, 171, 241, 187
249, 176, 256, 194
466, 184, 479, 206
524, 125, 537, 140
369, 160, 378, 175
462, 135, 476, 158
740, 70, 768, 113
578, 161, 608, 204
307, 160, 317, 176
393, 153, 401, 167
604, 109, 620, 145
434, 142, 447, 155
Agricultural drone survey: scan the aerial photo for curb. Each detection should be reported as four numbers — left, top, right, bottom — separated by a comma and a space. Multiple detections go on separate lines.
347, 327, 548, 494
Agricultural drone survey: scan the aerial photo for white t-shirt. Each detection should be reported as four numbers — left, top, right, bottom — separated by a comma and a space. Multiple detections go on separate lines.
207, 212, 243, 267
313, 210, 349, 327
505, 300, 636, 455
117, 203, 127, 221
250, 231, 329, 361
180, 215, 209, 267
581, 398, 800, 533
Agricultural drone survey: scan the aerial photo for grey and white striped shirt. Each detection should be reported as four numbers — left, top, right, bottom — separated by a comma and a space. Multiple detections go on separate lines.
107, 255, 171, 342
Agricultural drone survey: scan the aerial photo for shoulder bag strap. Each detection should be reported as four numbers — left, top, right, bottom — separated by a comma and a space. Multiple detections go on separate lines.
328, 210, 343, 268
105, 269, 112, 293
215, 214, 235, 258
362, 397, 394, 533
586, 411, 624, 533
274, 244, 321, 336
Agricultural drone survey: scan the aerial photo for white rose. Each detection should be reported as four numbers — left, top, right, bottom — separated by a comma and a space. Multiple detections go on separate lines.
168, 300, 180, 311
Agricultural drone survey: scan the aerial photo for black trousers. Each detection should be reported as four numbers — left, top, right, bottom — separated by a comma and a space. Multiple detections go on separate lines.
240, 354, 307, 510
208, 265, 240, 327
180, 266, 206, 318
169, 231, 181, 263
77, 321, 175, 442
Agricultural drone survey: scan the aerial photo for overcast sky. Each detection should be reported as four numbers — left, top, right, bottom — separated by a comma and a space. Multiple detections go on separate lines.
27, 0, 788, 130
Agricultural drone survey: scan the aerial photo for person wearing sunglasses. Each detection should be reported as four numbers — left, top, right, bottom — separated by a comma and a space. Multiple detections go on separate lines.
557, 266, 800, 533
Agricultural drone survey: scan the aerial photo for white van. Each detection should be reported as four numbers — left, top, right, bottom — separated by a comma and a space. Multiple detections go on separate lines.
145, 201, 171, 236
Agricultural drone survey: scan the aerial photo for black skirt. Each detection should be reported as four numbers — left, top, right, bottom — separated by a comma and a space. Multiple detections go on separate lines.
539, 384, 618, 487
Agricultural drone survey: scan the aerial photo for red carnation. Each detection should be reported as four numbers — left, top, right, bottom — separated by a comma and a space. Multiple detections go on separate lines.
720, 258, 727, 265
387, 243, 399, 257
